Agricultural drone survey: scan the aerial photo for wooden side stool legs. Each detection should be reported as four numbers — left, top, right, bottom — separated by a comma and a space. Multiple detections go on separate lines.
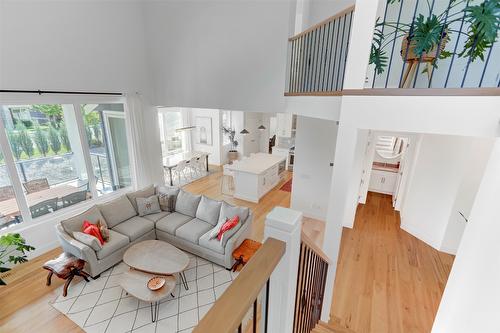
43, 252, 89, 297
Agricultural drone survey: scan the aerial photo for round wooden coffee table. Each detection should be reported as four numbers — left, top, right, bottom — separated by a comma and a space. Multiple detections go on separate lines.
122, 240, 190, 290
120, 269, 176, 322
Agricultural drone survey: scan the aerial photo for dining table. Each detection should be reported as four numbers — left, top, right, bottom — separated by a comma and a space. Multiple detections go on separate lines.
0, 184, 85, 220
163, 151, 209, 186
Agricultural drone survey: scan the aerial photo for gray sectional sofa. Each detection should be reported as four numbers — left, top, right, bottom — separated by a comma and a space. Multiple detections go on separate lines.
55, 185, 252, 277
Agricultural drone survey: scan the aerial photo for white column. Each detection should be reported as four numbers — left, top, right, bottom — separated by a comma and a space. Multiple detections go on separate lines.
320, 124, 369, 321
432, 139, 500, 333
343, 0, 381, 89
264, 206, 303, 333
62, 105, 87, 181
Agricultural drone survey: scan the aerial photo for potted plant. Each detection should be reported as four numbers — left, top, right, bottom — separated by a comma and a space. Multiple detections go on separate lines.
0, 233, 35, 285
222, 126, 239, 163
369, 0, 500, 86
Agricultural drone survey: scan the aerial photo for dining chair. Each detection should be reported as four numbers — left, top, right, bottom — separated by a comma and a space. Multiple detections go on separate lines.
29, 197, 58, 218
173, 160, 189, 185
0, 185, 15, 201
196, 154, 208, 174
61, 190, 88, 208
23, 178, 50, 194
188, 156, 200, 178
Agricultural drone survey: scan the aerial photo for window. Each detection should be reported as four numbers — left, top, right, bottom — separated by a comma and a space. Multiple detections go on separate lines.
221, 110, 231, 145
81, 104, 131, 195
159, 109, 185, 156
0, 149, 22, 229
0, 100, 133, 228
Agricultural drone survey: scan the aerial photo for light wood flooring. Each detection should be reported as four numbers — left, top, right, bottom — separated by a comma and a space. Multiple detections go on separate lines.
0, 171, 454, 333
330, 192, 455, 333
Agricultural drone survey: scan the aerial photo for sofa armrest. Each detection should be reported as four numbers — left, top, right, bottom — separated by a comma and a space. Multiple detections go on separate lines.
55, 224, 97, 262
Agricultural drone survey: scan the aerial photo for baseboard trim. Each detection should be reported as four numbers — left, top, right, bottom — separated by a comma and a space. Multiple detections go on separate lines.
400, 222, 440, 251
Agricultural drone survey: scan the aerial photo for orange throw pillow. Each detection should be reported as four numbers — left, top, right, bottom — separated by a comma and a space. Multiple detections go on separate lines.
82, 220, 105, 245
217, 215, 239, 242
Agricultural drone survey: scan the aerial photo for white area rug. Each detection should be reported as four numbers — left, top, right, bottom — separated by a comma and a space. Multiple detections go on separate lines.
50, 253, 238, 333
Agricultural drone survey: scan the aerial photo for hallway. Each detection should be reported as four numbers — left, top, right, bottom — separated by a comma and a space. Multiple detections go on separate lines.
331, 192, 455, 333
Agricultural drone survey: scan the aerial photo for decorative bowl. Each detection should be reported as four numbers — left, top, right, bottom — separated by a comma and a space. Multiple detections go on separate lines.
147, 276, 166, 291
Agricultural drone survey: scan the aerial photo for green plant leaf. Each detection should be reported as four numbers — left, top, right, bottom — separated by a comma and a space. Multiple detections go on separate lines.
439, 50, 453, 59
369, 19, 389, 74
459, 0, 500, 61
412, 14, 446, 57
0, 267, 11, 273
0, 278, 6, 286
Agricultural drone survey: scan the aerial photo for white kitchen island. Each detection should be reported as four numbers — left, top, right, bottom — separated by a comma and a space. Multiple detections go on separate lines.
227, 153, 287, 203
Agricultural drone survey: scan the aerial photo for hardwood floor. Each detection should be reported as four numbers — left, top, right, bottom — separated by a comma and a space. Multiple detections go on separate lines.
0, 171, 453, 333
330, 192, 455, 333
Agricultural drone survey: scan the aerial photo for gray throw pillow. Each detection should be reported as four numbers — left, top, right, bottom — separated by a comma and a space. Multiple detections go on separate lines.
196, 196, 222, 226
137, 195, 161, 217
73, 231, 103, 251
157, 186, 180, 212
175, 190, 202, 217
126, 185, 156, 212
61, 206, 107, 235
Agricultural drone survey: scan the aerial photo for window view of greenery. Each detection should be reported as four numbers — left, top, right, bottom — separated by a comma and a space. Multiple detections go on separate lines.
159, 110, 184, 156
81, 104, 131, 196
0, 104, 90, 223
0, 149, 22, 229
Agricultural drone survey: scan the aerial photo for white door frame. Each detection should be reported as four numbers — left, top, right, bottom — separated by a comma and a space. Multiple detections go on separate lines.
103, 110, 126, 187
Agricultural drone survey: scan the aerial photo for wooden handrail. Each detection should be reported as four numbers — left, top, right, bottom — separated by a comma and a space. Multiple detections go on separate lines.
193, 237, 286, 333
301, 231, 331, 264
285, 88, 500, 97
288, 5, 355, 41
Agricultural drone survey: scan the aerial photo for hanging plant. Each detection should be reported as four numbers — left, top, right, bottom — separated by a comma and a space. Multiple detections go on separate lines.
369, 0, 500, 77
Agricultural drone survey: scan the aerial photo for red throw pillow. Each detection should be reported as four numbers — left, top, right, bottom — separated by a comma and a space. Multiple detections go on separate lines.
82, 220, 105, 245
217, 215, 239, 242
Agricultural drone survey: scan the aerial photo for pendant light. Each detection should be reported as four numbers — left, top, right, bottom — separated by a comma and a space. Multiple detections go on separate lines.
240, 129, 249, 135
258, 125, 266, 131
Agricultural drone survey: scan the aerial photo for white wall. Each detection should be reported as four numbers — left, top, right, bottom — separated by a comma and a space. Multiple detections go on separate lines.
400, 134, 494, 253
291, 116, 338, 220
432, 139, 500, 333
143, 0, 291, 113
190, 108, 222, 165
307, 0, 355, 27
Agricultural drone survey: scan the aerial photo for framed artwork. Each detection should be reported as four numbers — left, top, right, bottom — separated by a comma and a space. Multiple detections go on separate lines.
195, 116, 212, 145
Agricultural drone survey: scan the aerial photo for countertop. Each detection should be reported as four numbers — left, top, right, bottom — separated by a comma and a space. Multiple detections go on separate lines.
227, 153, 286, 174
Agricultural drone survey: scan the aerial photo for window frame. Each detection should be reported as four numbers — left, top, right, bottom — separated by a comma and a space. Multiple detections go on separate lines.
158, 108, 186, 156
0, 93, 136, 233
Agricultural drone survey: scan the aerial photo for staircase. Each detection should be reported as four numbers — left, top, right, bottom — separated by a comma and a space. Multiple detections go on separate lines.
312, 318, 356, 333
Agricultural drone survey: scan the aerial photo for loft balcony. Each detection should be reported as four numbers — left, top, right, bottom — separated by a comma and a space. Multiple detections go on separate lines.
285, 0, 499, 96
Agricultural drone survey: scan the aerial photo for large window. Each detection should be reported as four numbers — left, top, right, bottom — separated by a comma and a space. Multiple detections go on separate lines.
0, 101, 133, 230
159, 109, 185, 156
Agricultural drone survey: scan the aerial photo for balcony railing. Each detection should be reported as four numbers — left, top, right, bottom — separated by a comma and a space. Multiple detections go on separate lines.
368, 0, 500, 89
286, 6, 355, 96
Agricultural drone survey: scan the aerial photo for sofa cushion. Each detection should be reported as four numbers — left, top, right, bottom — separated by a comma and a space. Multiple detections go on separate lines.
137, 195, 161, 217
96, 229, 129, 260
111, 216, 155, 242
175, 218, 213, 244
175, 190, 201, 217
61, 205, 107, 235
155, 212, 192, 234
199, 231, 225, 255
143, 211, 170, 223
218, 201, 250, 226
157, 186, 180, 212
126, 185, 156, 212
98, 196, 137, 228
195, 196, 222, 226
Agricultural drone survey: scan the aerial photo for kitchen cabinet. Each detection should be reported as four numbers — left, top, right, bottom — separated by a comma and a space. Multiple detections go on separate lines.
369, 169, 397, 194
277, 113, 293, 138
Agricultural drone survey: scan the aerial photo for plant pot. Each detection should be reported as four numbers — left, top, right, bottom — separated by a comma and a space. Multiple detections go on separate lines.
400, 31, 449, 63
227, 150, 239, 164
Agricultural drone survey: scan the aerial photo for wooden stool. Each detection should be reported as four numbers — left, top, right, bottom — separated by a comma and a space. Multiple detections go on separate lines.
43, 253, 90, 297
231, 239, 262, 272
